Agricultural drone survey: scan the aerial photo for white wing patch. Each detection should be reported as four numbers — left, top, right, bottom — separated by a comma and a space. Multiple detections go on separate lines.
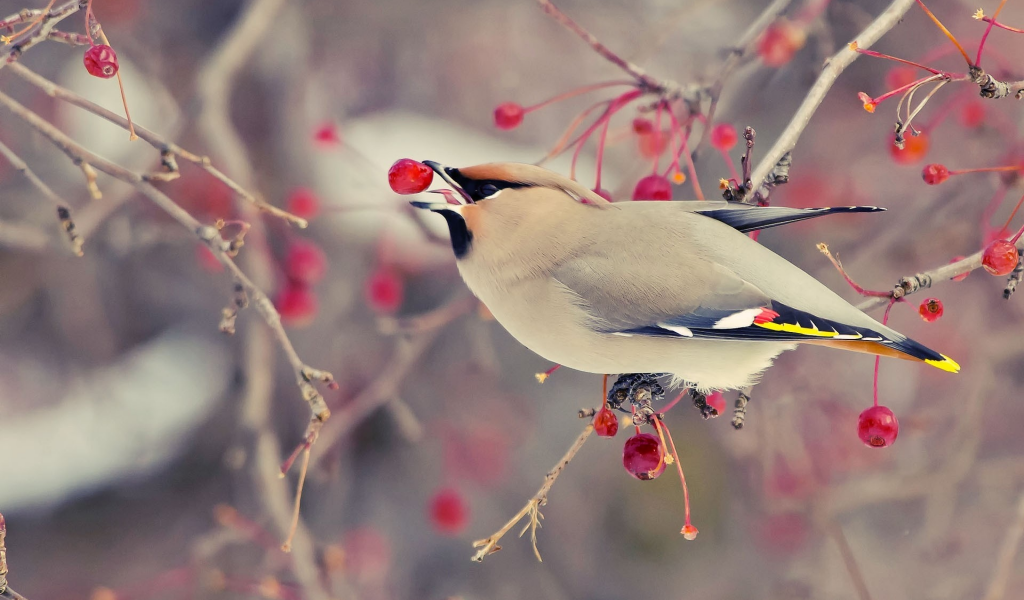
712, 308, 764, 329
656, 323, 694, 337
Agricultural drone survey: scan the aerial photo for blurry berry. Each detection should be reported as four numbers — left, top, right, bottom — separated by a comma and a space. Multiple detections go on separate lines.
756, 512, 808, 554
365, 268, 404, 313
922, 163, 949, 185
889, 133, 929, 165
286, 187, 320, 220
982, 239, 1019, 276
918, 298, 944, 322
275, 283, 318, 328
285, 239, 327, 285
387, 158, 433, 194
757, 20, 806, 67
857, 405, 899, 448
313, 122, 341, 146
593, 407, 619, 437
706, 391, 725, 417
493, 102, 524, 130
428, 488, 469, 536
632, 174, 672, 201
83, 44, 118, 78
637, 130, 668, 159
343, 527, 391, 578
710, 123, 738, 151
885, 66, 917, 91
632, 117, 654, 134
959, 100, 985, 128
592, 187, 613, 202
949, 256, 969, 281
623, 433, 665, 480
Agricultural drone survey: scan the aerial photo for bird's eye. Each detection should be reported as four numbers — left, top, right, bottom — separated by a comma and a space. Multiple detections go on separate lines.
477, 183, 500, 199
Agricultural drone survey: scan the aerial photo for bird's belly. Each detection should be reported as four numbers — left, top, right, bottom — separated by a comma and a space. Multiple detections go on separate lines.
463, 272, 793, 391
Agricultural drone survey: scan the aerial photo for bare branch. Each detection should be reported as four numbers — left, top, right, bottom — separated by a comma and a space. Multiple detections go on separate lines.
1, 0, 84, 70
750, 0, 916, 188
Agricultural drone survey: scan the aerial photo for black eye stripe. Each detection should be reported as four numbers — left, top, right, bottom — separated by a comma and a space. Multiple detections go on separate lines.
445, 168, 530, 201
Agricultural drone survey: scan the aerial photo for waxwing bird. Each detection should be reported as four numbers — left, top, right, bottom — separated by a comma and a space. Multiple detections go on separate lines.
410, 161, 959, 392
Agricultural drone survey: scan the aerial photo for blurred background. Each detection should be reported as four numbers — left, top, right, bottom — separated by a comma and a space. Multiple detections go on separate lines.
2, 0, 1024, 598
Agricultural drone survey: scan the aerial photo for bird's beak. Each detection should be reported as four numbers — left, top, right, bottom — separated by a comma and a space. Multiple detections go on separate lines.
422, 160, 474, 204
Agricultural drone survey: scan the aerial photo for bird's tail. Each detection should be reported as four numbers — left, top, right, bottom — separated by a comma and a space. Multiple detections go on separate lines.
805, 336, 960, 372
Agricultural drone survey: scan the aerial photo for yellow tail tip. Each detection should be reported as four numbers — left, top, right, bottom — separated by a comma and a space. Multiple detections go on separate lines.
925, 354, 960, 373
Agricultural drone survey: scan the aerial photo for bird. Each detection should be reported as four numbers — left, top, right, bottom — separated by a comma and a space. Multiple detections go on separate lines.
408, 161, 959, 392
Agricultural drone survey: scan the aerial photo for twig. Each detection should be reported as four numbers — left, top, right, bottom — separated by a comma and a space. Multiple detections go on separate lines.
5, 62, 308, 228
750, 0, 917, 188
1003, 261, 1024, 299
0, 137, 82, 255
982, 491, 1024, 600
827, 522, 874, 600
1, 0, 84, 71
471, 421, 595, 562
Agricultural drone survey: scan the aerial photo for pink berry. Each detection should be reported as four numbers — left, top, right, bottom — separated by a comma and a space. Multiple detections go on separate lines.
922, 163, 949, 185
757, 20, 805, 67
632, 117, 654, 134
706, 391, 725, 417
387, 159, 433, 195
885, 67, 917, 91
592, 188, 613, 202
428, 487, 469, 535
313, 122, 341, 146
83, 44, 118, 78
637, 130, 668, 159
632, 174, 672, 201
890, 133, 929, 165
857, 405, 899, 448
343, 527, 391, 578
949, 256, 969, 282
365, 268, 404, 313
275, 283, 318, 328
493, 102, 524, 130
285, 239, 327, 285
623, 433, 665, 480
982, 239, 1019, 276
286, 187, 320, 220
593, 407, 619, 437
710, 124, 738, 151
918, 298, 943, 322
959, 100, 985, 128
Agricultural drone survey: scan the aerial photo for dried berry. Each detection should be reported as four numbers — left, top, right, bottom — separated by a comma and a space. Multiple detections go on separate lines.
922, 163, 949, 185
593, 407, 619, 437
918, 298, 944, 322
83, 44, 118, 78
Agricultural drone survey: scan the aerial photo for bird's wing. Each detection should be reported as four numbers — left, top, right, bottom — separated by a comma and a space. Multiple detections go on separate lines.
665, 202, 885, 233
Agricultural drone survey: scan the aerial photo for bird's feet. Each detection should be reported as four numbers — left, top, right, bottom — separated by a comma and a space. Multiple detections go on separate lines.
607, 373, 665, 426
690, 389, 719, 420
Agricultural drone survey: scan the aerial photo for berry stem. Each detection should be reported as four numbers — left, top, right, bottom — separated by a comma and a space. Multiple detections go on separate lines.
652, 102, 663, 172
664, 104, 704, 200
865, 74, 944, 111
659, 389, 688, 415
981, 185, 1010, 238
96, 29, 137, 140
914, 0, 973, 67
718, 148, 741, 183
280, 444, 311, 552
601, 373, 609, 408
543, 99, 612, 160
568, 90, 639, 179
976, 0, 1009, 66
593, 110, 611, 190
873, 299, 897, 407
2, 0, 55, 43
535, 363, 562, 383
850, 43, 942, 75
654, 418, 695, 534
949, 165, 1023, 176
1005, 191, 1024, 244
817, 243, 891, 297
978, 16, 1024, 34
522, 80, 635, 113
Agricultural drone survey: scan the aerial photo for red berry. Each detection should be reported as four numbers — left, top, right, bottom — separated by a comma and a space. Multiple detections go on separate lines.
949, 256, 969, 282
428, 487, 469, 536
286, 187, 320, 220
757, 20, 806, 67
982, 239, 1019, 276
593, 407, 619, 437
706, 391, 725, 417
710, 124, 738, 151
857, 405, 899, 448
83, 44, 118, 78
592, 188, 613, 202
959, 100, 986, 128
623, 433, 665, 480
387, 158, 433, 195
365, 268, 404, 313
885, 67, 918, 91
890, 133, 929, 165
275, 283, 318, 328
632, 117, 654, 134
632, 174, 672, 201
922, 163, 949, 185
493, 102, 524, 130
285, 239, 327, 285
918, 298, 944, 322
313, 122, 341, 146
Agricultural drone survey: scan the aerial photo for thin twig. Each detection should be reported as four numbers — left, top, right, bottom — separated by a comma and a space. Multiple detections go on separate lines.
471, 422, 595, 562
1, 0, 83, 71
750, 0, 916, 188
982, 491, 1024, 600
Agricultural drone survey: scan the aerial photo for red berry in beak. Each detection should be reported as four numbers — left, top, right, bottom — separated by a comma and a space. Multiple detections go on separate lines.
387, 159, 433, 195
